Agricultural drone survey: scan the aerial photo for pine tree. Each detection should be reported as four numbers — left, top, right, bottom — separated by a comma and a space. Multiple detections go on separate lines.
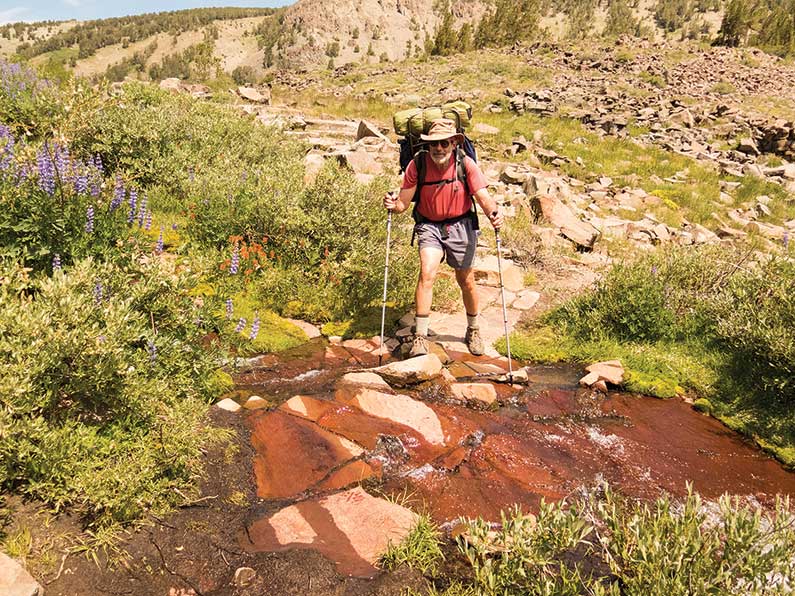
604, 0, 641, 37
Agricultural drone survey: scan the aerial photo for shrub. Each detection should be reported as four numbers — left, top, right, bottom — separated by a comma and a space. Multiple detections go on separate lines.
0, 258, 228, 526
0, 60, 63, 139
0, 127, 130, 273
445, 486, 795, 595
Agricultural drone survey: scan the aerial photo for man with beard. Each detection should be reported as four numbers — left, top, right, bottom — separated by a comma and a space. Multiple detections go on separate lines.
383, 118, 504, 357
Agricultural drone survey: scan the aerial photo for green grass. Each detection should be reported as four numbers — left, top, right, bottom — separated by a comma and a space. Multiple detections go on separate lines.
380, 513, 444, 575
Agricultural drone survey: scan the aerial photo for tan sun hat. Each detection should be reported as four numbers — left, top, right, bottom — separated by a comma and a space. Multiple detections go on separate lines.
420, 118, 464, 143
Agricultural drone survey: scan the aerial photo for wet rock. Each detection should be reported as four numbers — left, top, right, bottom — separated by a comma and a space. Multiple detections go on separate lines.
336, 371, 392, 395
316, 460, 378, 491
242, 395, 269, 410
215, 398, 241, 412
582, 360, 625, 386
249, 411, 363, 498
336, 387, 445, 445
450, 382, 497, 406
240, 487, 418, 577
374, 354, 443, 386
280, 394, 338, 421
0, 553, 42, 596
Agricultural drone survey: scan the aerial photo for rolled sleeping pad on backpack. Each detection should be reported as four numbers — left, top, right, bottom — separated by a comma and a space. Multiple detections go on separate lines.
393, 101, 472, 136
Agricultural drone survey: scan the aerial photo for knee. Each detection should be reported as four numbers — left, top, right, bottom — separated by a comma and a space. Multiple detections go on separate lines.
418, 269, 436, 287
456, 271, 476, 291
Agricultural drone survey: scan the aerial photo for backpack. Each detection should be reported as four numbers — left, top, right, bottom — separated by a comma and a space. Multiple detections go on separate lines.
393, 102, 479, 243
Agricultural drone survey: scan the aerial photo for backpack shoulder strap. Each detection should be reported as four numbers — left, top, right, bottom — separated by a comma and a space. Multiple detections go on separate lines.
412, 150, 427, 204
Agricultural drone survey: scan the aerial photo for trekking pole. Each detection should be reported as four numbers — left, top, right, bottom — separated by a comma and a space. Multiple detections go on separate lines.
494, 229, 514, 385
378, 205, 393, 366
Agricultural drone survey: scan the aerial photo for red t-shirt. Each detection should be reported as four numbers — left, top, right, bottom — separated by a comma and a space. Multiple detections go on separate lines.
401, 154, 487, 221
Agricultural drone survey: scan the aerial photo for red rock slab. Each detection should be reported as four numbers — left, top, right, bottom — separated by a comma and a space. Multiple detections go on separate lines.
248, 411, 363, 499
337, 387, 446, 446
279, 394, 338, 422
240, 487, 418, 577
389, 461, 552, 523
315, 460, 378, 492
341, 337, 390, 367
526, 388, 584, 418
325, 344, 357, 366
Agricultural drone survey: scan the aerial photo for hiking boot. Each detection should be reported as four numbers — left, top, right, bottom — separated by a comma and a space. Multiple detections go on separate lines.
409, 335, 429, 358
465, 326, 484, 356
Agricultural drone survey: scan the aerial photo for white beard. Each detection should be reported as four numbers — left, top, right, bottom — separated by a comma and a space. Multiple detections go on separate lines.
431, 153, 451, 168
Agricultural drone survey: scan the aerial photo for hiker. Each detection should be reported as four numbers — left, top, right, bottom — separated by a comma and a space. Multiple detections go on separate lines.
383, 118, 504, 358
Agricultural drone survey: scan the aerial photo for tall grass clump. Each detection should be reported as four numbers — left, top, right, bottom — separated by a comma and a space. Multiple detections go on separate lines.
391, 486, 795, 595
0, 258, 229, 527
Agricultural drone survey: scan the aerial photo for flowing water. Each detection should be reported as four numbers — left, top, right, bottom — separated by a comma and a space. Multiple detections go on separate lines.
233, 339, 795, 574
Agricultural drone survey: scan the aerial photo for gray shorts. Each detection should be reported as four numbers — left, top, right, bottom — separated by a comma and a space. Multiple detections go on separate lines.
414, 217, 479, 270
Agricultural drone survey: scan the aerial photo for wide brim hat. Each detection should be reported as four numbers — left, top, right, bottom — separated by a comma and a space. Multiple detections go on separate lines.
420, 118, 464, 143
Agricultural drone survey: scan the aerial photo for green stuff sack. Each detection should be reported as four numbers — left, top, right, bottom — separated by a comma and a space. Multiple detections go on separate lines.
393, 108, 422, 137
393, 101, 472, 136
441, 100, 472, 130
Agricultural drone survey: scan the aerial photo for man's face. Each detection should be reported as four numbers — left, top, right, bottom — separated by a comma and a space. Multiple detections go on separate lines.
429, 138, 455, 166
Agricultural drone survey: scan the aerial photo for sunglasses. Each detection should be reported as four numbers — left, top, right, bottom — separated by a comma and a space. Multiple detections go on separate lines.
427, 139, 452, 148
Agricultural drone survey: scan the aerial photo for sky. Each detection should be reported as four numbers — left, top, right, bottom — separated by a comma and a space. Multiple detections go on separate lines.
0, 1, 288, 25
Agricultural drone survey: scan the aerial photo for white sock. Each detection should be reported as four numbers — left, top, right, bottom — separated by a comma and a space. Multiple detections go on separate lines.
466, 313, 479, 329
415, 314, 430, 337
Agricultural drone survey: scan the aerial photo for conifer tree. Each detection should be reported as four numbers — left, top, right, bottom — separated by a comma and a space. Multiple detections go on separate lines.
604, 0, 641, 37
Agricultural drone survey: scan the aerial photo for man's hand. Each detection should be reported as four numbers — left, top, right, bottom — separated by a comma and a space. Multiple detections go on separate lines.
488, 208, 504, 230
383, 191, 398, 211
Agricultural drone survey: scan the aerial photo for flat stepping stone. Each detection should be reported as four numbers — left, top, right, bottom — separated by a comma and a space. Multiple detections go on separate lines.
249, 411, 363, 498
337, 387, 445, 446
240, 487, 418, 577
0, 553, 42, 596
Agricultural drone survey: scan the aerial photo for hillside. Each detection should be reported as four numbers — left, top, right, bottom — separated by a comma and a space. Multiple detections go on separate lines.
4, 0, 790, 83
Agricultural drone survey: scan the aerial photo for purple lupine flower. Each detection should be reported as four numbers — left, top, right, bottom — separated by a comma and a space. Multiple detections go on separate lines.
92, 154, 104, 175
127, 188, 138, 223
234, 317, 246, 333
171, 222, 178, 230
188, 166, 194, 182
52, 253, 61, 270
53, 143, 68, 178
137, 193, 148, 227
249, 313, 260, 341
144, 210, 152, 231
0, 125, 14, 171
110, 176, 124, 211
147, 340, 157, 363
85, 205, 95, 233
229, 243, 240, 275
37, 145, 55, 195
156, 227, 164, 254
784, 231, 790, 250
94, 282, 103, 303
651, 265, 658, 276
225, 298, 233, 319
74, 171, 88, 195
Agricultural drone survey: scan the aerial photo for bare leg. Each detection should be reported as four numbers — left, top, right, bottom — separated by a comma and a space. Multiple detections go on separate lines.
455, 267, 479, 317
416, 246, 444, 315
